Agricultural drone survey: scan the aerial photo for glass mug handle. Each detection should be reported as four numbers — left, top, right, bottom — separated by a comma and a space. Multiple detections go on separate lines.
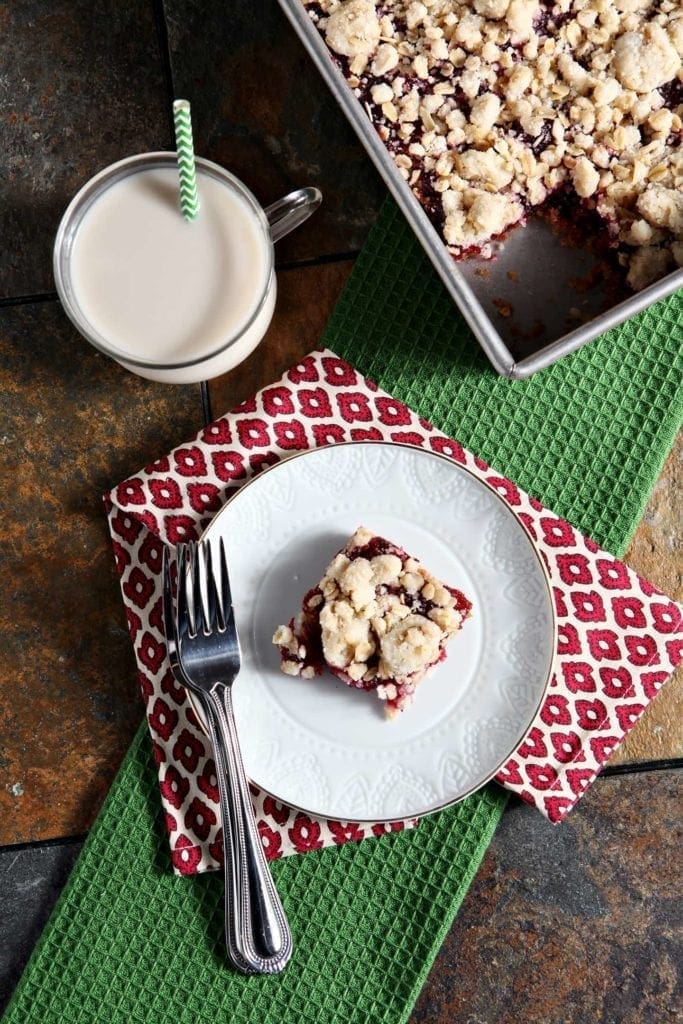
264, 187, 322, 243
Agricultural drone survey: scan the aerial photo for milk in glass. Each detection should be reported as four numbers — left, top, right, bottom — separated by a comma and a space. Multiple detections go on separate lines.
69, 164, 274, 382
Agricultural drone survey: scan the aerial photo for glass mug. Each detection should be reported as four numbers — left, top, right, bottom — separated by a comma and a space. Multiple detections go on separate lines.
53, 153, 321, 383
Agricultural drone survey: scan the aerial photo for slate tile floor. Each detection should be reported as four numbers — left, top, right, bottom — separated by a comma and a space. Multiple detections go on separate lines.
0, 1, 680, 1021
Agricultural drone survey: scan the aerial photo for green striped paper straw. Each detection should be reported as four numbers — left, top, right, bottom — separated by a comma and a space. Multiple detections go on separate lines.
173, 99, 200, 220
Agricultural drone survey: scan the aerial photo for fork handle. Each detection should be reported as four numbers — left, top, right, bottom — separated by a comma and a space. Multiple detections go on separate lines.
202, 683, 293, 974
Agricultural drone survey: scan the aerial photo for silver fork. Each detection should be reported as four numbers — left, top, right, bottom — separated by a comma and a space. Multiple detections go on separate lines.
162, 540, 293, 974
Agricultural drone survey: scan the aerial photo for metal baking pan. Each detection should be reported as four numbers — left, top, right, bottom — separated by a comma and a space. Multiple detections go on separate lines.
278, 0, 683, 378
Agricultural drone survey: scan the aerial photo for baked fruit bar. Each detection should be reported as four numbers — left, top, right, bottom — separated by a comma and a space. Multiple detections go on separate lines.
303, 0, 683, 290
272, 526, 473, 717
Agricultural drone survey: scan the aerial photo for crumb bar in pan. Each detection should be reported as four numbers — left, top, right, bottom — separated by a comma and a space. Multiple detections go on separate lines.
304, 0, 683, 290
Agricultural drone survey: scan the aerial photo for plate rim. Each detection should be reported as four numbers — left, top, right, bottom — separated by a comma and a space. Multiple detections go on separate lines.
191, 440, 557, 821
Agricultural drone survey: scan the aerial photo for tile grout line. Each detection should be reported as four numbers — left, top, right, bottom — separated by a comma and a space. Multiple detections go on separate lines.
0, 292, 58, 309
151, 0, 177, 148
200, 381, 213, 425
1, 759, 681, 854
150, 0, 216, 424
0, 833, 87, 856
0, 255, 358, 315
600, 756, 683, 778
276, 250, 361, 272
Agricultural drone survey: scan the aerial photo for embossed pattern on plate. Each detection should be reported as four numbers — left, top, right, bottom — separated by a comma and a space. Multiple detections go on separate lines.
201, 443, 556, 820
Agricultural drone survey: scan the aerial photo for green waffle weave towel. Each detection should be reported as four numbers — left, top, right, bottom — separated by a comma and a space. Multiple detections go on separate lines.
4, 198, 681, 1024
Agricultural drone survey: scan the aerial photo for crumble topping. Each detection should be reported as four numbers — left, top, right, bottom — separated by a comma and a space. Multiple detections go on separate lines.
325, 0, 381, 55
612, 25, 679, 93
272, 526, 473, 717
304, 0, 683, 289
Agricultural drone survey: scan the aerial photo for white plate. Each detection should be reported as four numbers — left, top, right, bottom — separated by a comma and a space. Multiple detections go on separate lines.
197, 442, 556, 821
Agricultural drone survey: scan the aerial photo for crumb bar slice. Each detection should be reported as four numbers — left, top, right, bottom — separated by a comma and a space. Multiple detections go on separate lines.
272, 526, 472, 717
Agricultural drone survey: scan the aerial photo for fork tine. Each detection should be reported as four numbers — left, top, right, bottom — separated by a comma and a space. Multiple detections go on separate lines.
162, 545, 174, 642
200, 539, 225, 632
198, 541, 214, 635
177, 542, 195, 637
195, 540, 229, 631
217, 536, 233, 634
190, 541, 204, 636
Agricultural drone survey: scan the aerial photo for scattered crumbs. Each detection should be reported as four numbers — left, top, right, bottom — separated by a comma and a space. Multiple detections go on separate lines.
511, 319, 547, 341
493, 297, 513, 318
506, 270, 519, 282
474, 267, 490, 279
569, 265, 605, 294
565, 305, 589, 326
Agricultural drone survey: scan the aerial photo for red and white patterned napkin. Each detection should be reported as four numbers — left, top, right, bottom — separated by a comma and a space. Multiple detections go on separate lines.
105, 349, 682, 875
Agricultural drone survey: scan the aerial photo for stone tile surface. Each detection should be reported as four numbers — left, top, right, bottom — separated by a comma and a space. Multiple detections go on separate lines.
0, 302, 202, 845
0, 837, 83, 1015
163, 0, 385, 263
613, 433, 682, 764
0, 1, 171, 299
411, 769, 682, 1024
